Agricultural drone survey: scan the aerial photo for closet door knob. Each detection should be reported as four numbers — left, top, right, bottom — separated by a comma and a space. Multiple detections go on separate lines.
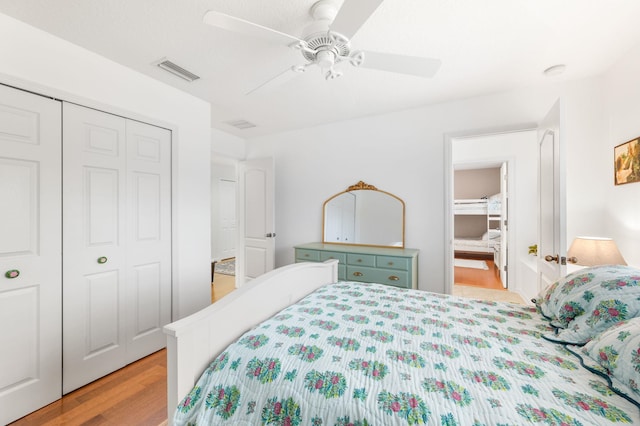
5, 269, 19, 279
97, 256, 108, 264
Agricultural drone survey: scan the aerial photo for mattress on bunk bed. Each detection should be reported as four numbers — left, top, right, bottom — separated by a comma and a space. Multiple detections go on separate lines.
454, 194, 501, 214
454, 230, 500, 253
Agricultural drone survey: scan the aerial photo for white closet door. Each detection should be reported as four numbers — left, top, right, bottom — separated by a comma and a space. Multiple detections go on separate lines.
0, 85, 62, 424
62, 103, 128, 393
125, 119, 171, 362
62, 104, 172, 393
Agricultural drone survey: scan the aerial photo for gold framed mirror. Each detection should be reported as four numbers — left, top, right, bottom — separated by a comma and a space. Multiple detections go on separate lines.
322, 181, 405, 248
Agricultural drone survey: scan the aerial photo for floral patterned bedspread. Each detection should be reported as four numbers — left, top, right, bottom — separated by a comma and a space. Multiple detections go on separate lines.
174, 281, 640, 425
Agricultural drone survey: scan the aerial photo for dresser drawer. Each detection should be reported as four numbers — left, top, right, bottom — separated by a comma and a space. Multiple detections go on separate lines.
376, 255, 409, 271
375, 269, 410, 288
347, 253, 376, 267
320, 251, 347, 263
346, 265, 410, 288
295, 249, 320, 262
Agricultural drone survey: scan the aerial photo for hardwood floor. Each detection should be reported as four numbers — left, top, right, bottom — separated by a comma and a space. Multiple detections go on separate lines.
212, 272, 236, 303
454, 258, 504, 290
10, 349, 167, 426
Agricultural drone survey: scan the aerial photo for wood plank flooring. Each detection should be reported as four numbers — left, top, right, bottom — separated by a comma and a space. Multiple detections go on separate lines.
10, 349, 167, 426
454, 258, 504, 290
212, 272, 235, 303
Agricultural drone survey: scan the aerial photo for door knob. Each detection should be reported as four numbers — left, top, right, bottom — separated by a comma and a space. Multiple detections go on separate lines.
544, 254, 559, 263
5, 269, 19, 279
97, 256, 108, 264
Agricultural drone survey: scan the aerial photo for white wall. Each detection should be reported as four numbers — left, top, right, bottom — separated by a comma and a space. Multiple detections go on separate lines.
0, 13, 212, 318
245, 75, 613, 293
602, 43, 640, 267
211, 127, 246, 160
453, 131, 538, 299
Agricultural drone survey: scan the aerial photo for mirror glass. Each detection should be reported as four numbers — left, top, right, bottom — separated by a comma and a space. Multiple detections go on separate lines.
323, 181, 404, 248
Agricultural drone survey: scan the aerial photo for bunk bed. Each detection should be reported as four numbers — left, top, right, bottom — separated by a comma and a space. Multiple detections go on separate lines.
454, 194, 502, 258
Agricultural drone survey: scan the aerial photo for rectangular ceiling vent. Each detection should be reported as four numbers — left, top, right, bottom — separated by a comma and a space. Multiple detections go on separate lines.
225, 119, 257, 130
155, 58, 200, 82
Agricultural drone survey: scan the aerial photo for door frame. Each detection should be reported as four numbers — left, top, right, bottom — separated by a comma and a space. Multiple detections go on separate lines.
450, 159, 512, 287
443, 123, 537, 295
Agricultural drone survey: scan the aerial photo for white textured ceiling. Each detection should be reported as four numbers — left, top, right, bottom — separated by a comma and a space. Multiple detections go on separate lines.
2, 0, 640, 138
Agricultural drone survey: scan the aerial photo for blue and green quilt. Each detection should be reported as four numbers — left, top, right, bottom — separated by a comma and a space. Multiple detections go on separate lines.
174, 281, 639, 425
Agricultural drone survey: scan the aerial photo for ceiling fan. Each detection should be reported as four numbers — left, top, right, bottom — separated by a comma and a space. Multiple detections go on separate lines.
203, 0, 441, 94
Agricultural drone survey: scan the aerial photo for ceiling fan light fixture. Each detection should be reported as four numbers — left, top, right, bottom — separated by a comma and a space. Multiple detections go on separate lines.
325, 67, 343, 81
316, 50, 336, 70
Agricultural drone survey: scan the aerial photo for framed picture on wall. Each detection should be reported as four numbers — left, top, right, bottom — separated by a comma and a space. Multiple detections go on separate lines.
614, 137, 640, 185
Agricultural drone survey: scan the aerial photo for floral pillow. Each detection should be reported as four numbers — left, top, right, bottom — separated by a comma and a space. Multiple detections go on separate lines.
535, 265, 640, 344
580, 317, 640, 401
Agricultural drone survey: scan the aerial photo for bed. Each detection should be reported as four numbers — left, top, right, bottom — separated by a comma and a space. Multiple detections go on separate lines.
454, 229, 501, 258
164, 261, 640, 425
454, 194, 501, 216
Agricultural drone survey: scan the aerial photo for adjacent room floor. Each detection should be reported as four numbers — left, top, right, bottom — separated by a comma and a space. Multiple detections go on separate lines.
454, 258, 526, 304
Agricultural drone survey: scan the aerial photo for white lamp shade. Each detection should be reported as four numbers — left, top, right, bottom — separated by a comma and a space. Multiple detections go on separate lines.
567, 237, 626, 266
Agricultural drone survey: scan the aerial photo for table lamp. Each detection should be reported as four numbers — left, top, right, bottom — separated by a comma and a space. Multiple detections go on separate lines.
566, 237, 626, 266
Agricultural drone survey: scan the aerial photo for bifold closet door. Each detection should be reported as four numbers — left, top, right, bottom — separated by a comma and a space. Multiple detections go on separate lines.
0, 85, 62, 424
62, 103, 171, 393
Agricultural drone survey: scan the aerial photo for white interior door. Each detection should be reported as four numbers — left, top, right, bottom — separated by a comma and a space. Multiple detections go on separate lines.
237, 158, 274, 286
124, 119, 172, 362
0, 85, 62, 424
537, 100, 566, 293
219, 179, 237, 260
63, 104, 172, 393
500, 162, 508, 287
63, 103, 128, 393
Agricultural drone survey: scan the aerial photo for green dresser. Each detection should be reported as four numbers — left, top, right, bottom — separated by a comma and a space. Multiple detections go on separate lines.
294, 243, 419, 289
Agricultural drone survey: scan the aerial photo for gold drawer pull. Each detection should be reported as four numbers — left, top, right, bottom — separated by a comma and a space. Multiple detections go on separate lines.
353, 271, 363, 277
357, 259, 362, 263
388, 275, 400, 281
387, 261, 394, 266
304, 254, 310, 257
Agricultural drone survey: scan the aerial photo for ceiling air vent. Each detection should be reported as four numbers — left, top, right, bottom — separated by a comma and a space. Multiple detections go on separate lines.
155, 58, 200, 82
225, 119, 257, 130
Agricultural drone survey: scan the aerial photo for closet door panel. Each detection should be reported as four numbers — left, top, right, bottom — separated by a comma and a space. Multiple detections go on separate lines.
63, 103, 127, 394
0, 159, 37, 254
84, 270, 121, 355
0, 85, 61, 425
125, 120, 171, 361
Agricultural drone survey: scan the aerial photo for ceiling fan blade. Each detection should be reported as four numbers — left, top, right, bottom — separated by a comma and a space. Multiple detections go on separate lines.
245, 67, 302, 96
360, 51, 441, 78
330, 0, 384, 39
203, 10, 303, 45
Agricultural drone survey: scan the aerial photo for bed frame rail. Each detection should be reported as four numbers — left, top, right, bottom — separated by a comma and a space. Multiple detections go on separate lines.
163, 260, 338, 424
